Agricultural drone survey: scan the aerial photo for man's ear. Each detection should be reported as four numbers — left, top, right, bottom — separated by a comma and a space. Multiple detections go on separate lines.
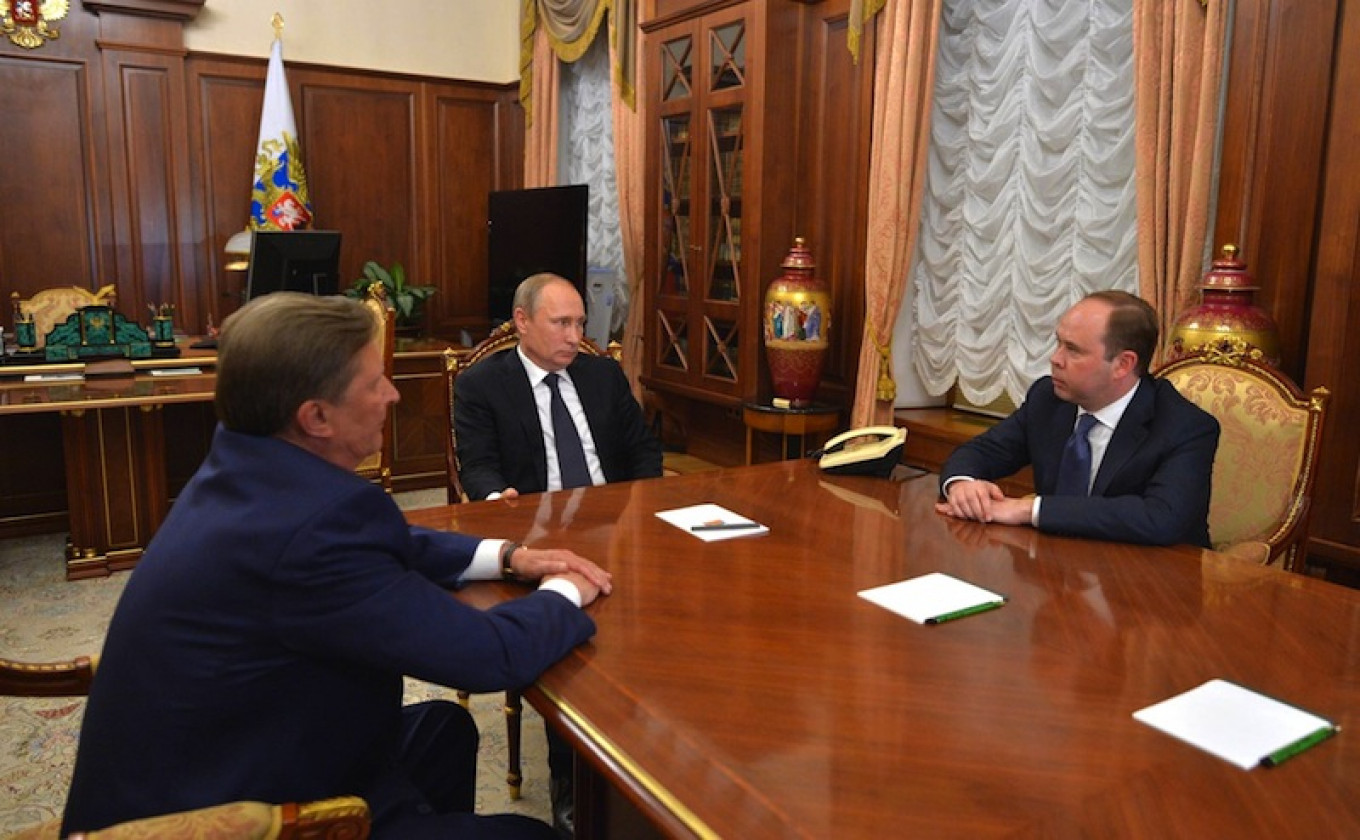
1113, 349, 1139, 378
293, 398, 334, 439
512, 306, 529, 333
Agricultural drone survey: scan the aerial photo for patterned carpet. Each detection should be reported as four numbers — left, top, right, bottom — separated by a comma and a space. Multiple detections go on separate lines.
0, 489, 552, 836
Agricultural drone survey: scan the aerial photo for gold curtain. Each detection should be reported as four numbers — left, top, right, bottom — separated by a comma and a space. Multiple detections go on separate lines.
520, 0, 636, 128
524, 23, 561, 187
1132, 0, 1229, 361
850, 0, 944, 427
848, 0, 889, 63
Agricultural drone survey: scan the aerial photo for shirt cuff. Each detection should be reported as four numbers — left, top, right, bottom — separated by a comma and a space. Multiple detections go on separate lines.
537, 577, 583, 608
486, 490, 503, 501
463, 540, 506, 581
1031, 497, 1041, 528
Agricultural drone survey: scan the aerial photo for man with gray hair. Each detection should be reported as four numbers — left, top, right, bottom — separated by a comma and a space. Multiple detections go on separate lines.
64, 292, 609, 839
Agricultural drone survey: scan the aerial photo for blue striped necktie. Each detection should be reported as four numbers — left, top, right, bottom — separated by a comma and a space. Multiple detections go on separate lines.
545, 373, 591, 489
1055, 412, 1098, 496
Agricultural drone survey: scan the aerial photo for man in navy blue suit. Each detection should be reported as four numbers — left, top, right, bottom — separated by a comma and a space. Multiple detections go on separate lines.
63, 292, 612, 839
937, 290, 1220, 548
453, 273, 661, 834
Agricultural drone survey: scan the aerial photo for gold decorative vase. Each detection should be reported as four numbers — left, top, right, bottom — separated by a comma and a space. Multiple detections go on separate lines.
763, 238, 830, 407
1168, 244, 1280, 365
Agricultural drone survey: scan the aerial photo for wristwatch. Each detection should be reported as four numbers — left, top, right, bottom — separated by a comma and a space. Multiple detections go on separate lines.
500, 541, 522, 580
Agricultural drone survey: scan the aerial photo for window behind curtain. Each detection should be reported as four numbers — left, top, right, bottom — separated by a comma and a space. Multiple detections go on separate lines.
909, 0, 1138, 407
560, 36, 628, 342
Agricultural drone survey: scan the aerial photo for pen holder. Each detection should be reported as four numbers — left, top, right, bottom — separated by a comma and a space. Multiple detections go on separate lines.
152, 315, 175, 347
15, 319, 37, 352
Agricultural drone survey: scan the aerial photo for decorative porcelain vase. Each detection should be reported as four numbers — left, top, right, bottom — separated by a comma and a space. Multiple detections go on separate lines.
1168, 244, 1280, 365
763, 237, 830, 407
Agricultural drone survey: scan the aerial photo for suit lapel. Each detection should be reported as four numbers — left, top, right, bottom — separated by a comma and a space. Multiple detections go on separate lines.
1092, 378, 1154, 496
502, 351, 549, 482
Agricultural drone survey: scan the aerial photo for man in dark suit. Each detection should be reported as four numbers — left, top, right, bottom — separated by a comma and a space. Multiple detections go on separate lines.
63, 293, 612, 839
454, 272, 662, 500
453, 273, 661, 835
936, 290, 1220, 548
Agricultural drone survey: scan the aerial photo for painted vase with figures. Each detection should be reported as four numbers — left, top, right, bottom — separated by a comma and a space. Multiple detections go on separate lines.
763, 237, 830, 407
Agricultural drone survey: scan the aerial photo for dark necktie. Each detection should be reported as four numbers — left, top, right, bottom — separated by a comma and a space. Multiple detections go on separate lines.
1055, 412, 1099, 496
544, 373, 592, 489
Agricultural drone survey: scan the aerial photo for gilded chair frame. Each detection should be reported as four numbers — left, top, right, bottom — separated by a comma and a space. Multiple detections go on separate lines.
1155, 338, 1329, 570
355, 284, 397, 493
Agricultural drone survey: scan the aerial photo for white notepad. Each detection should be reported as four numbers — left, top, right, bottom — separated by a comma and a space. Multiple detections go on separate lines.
858, 572, 1006, 625
655, 503, 769, 542
1133, 679, 1339, 769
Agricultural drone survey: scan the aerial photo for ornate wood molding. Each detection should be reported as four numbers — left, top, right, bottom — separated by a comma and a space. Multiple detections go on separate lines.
82, 0, 204, 22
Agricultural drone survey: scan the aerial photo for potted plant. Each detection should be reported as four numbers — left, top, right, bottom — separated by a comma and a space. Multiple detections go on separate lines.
346, 260, 437, 334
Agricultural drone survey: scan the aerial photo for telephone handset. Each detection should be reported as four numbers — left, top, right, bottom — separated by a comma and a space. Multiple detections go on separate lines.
817, 426, 907, 477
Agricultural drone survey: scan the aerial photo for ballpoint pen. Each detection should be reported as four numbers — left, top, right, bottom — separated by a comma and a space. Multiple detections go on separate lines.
691, 522, 762, 532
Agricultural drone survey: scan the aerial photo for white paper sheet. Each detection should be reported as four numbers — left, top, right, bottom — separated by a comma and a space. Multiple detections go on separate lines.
857, 572, 1006, 625
655, 503, 769, 542
149, 367, 203, 376
1133, 679, 1337, 770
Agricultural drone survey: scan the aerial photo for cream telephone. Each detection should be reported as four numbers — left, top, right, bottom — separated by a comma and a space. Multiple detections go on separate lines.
816, 426, 907, 477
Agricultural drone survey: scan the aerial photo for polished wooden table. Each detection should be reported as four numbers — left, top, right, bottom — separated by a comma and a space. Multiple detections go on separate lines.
407, 460, 1360, 838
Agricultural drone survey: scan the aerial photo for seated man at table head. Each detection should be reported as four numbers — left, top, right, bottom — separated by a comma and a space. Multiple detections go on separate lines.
935, 290, 1219, 548
62, 292, 611, 840
454, 272, 663, 501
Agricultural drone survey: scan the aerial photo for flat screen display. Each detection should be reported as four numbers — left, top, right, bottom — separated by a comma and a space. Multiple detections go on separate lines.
488, 185, 588, 324
245, 230, 343, 299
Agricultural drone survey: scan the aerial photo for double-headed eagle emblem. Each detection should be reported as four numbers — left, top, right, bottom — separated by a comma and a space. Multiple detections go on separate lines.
3, 0, 70, 49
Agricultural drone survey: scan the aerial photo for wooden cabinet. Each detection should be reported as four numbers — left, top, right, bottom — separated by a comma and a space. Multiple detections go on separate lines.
639, 1, 875, 467
641, 1, 801, 407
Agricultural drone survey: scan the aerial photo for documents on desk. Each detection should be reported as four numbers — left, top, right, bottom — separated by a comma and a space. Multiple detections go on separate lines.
1133, 678, 1340, 770
23, 373, 84, 382
858, 572, 1007, 625
148, 367, 203, 376
656, 503, 770, 542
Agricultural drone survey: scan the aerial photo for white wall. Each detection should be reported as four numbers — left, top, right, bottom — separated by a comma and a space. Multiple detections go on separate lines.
185, 1, 520, 83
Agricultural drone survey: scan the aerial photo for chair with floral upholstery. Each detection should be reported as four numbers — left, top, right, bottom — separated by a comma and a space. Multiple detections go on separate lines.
1, 655, 371, 840
1155, 338, 1329, 570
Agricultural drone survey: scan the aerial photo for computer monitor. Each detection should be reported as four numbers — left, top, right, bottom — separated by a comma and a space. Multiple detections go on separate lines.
245, 230, 343, 299
488, 185, 588, 325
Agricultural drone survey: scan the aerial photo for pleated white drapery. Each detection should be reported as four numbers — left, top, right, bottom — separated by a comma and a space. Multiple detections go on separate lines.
910, 0, 1139, 406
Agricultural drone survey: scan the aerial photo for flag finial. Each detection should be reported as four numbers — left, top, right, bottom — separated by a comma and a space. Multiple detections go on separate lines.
271, 12, 284, 41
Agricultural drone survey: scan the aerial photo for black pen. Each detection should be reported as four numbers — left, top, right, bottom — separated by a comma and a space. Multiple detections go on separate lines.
691, 522, 761, 532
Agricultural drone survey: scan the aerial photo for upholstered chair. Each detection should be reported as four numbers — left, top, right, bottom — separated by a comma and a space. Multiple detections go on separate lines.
440, 321, 608, 799
1155, 339, 1329, 570
0, 656, 371, 840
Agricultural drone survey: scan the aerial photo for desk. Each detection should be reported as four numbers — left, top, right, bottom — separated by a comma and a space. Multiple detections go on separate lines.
0, 365, 217, 578
742, 402, 839, 464
407, 461, 1360, 838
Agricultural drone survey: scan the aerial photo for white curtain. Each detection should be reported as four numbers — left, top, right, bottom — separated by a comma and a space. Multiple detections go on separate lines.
560, 36, 628, 338
911, 0, 1138, 406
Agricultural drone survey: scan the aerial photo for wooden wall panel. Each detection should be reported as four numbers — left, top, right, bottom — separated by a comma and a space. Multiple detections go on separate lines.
1303, 0, 1360, 573
427, 91, 501, 336
186, 59, 266, 323
299, 81, 420, 288
794, 0, 872, 405
1214, 0, 1340, 382
103, 51, 199, 329
0, 57, 103, 299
